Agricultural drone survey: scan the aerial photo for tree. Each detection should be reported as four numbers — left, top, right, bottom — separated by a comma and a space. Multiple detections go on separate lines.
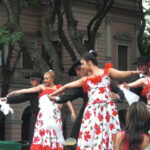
0, 0, 115, 96
137, 0, 150, 56
1, 0, 49, 96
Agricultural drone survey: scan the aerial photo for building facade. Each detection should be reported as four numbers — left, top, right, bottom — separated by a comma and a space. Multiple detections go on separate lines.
0, 0, 140, 141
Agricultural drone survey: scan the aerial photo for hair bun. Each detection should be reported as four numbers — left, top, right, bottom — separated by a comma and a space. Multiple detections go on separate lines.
89, 50, 97, 57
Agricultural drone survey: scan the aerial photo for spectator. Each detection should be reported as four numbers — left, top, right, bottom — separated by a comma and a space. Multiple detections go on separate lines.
114, 101, 150, 150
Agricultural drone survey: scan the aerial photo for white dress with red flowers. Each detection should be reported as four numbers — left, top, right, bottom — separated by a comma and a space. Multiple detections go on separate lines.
30, 85, 65, 150
142, 79, 150, 110
76, 63, 120, 150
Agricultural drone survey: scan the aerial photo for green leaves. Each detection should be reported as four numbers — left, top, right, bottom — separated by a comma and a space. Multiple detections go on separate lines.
19, 0, 40, 9
0, 28, 23, 45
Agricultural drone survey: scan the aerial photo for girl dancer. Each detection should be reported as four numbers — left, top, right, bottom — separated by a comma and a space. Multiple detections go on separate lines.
7, 70, 76, 150
49, 51, 141, 150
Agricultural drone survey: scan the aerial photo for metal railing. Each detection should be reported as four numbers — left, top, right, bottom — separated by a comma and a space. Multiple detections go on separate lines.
0, 68, 76, 84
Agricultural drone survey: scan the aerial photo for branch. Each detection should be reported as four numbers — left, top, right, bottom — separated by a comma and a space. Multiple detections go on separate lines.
11, 48, 22, 74
63, 0, 87, 55
47, 0, 57, 25
137, 0, 146, 56
88, 0, 114, 49
56, 0, 77, 61
2, 0, 20, 28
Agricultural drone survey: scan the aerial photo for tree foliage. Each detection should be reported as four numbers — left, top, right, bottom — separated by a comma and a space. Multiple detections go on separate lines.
0, 0, 115, 96
137, 0, 150, 56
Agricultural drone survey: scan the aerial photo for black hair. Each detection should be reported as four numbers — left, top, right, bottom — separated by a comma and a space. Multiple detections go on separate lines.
81, 50, 98, 65
121, 101, 150, 150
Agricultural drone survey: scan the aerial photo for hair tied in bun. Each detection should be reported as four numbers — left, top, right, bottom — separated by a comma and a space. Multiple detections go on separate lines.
88, 50, 97, 57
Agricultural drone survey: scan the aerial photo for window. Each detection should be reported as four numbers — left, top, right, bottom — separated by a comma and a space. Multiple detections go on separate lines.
118, 45, 128, 71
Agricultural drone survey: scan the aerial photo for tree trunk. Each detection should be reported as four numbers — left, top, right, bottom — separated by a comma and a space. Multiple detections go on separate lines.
63, 0, 87, 55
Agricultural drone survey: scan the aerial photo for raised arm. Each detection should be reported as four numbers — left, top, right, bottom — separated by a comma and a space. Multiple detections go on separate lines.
108, 68, 141, 79
7, 84, 43, 97
49, 77, 86, 97
125, 78, 146, 89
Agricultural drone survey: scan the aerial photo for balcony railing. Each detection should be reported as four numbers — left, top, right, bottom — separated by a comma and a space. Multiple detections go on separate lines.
0, 68, 76, 85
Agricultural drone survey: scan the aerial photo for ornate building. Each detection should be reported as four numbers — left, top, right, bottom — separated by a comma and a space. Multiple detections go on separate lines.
0, 0, 140, 142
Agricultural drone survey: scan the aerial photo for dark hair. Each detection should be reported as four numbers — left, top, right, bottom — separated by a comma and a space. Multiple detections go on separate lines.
121, 101, 150, 150
81, 50, 98, 65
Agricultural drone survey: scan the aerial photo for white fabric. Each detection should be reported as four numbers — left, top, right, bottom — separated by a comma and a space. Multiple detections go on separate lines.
139, 73, 147, 78
120, 85, 139, 105
38, 95, 65, 144
0, 101, 14, 115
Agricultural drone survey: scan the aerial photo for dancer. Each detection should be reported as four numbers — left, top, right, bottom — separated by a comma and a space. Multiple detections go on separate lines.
0, 72, 42, 148
52, 60, 125, 141
114, 101, 150, 150
123, 75, 150, 110
7, 70, 76, 150
130, 56, 150, 103
49, 51, 141, 150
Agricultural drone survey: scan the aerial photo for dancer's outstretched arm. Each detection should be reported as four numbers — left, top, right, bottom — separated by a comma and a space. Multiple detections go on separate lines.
49, 77, 86, 97
7, 84, 43, 97
123, 78, 146, 89
108, 68, 142, 79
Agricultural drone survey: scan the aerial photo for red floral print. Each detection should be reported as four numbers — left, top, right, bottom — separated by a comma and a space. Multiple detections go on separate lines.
31, 86, 64, 150
105, 111, 110, 122
39, 113, 42, 119
99, 87, 106, 94
110, 123, 115, 130
39, 129, 45, 136
77, 63, 120, 150
98, 114, 103, 121
84, 131, 91, 142
84, 110, 91, 120
94, 124, 101, 135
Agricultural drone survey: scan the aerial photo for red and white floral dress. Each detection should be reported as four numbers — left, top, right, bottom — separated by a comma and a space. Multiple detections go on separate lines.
142, 79, 150, 110
76, 63, 120, 150
30, 85, 65, 150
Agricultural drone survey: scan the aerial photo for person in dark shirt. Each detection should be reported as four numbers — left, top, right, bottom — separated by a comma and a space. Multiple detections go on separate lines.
130, 56, 150, 104
0, 72, 43, 148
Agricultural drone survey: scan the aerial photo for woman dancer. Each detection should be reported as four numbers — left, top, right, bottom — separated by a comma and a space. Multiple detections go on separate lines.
123, 74, 150, 110
114, 101, 150, 150
7, 70, 76, 150
49, 51, 141, 150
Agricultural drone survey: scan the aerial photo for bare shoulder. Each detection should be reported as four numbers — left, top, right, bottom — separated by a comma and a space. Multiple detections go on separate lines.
141, 135, 150, 149
115, 131, 122, 140
114, 131, 123, 150
38, 84, 45, 90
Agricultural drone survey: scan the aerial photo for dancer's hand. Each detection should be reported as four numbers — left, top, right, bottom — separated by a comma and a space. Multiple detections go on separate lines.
71, 111, 76, 121
132, 70, 143, 75
0, 97, 6, 101
48, 95, 56, 101
110, 92, 119, 100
